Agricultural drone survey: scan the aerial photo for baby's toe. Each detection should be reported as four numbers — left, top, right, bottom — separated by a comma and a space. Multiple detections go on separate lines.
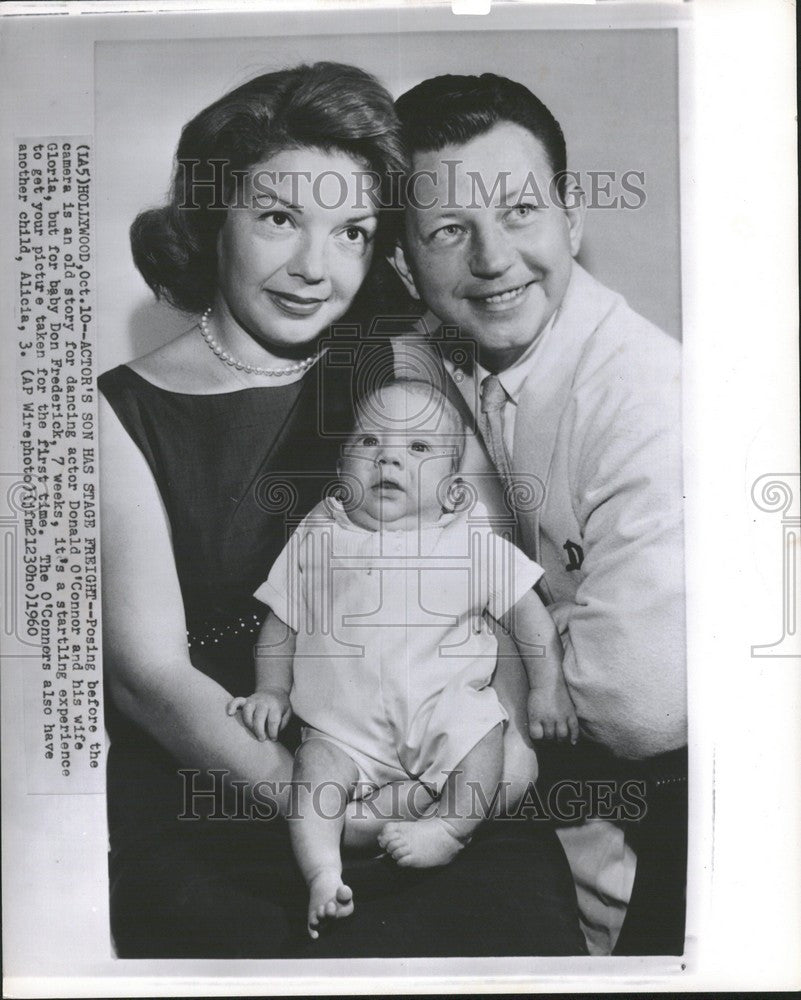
568, 715, 580, 744
380, 821, 401, 841
336, 884, 353, 904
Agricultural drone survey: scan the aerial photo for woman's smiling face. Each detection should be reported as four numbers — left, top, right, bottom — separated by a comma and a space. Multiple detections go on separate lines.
215, 146, 379, 351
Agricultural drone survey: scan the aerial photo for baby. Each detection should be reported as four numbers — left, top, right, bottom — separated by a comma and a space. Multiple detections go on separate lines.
228, 379, 578, 938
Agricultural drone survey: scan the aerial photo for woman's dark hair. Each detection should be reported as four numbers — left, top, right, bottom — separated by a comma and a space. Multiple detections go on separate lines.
131, 62, 407, 314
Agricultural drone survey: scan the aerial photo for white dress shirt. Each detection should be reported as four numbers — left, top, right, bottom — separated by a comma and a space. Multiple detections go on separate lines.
445, 311, 559, 458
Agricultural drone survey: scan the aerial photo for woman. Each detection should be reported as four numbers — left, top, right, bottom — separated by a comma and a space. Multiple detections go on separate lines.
99, 61, 585, 958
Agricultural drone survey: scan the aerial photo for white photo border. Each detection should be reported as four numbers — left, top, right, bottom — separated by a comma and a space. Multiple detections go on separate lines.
1, 0, 799, 995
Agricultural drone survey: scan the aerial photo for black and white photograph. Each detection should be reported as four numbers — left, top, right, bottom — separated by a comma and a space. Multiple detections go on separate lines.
0, 0, 798, 994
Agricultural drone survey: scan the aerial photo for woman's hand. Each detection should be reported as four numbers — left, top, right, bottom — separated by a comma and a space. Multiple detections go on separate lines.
228, 689, 292, 742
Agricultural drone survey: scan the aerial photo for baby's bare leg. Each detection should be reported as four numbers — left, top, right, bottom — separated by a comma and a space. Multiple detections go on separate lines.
378, 724, 504, 868
290, 738, 359, 939
342, 780, 436, 853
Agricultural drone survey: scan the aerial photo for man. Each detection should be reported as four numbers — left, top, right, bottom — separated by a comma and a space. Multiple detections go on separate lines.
388, 73, 687, 955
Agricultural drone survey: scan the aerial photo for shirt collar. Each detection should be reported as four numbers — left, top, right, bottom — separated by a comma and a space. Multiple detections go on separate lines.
459, 307, 560, 406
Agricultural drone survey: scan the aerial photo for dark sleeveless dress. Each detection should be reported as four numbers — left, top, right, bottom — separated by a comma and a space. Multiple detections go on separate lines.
98, 360, 586, 959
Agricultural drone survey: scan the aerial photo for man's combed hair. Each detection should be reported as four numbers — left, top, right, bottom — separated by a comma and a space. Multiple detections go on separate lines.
131, 62, 407, 314
395, 72, 567, 185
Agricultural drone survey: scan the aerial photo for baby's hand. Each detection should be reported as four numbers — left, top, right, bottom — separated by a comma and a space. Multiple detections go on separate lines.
227, 689, 292, 741
527, 676, 579, 745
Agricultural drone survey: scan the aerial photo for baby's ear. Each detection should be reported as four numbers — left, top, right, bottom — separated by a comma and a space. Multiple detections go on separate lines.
441, 475, 479, 515
437, 473, 462, 513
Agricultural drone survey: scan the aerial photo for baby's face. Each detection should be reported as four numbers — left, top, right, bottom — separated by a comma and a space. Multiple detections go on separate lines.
339, 384, 461, 531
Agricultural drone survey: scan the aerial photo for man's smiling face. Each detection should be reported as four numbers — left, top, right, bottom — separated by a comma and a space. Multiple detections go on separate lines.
395, 122, 585, 372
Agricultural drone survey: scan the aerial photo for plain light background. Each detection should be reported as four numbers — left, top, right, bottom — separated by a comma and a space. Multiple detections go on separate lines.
96, 27, 680, 369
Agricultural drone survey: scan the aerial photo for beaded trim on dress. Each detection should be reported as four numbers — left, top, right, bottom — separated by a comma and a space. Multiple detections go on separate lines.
187, 612, 265, 649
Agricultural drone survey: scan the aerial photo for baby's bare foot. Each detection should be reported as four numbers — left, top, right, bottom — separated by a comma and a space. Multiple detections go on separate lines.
378, 817, 465, 868
307, 869, 354, 940
527, 681, 580, 743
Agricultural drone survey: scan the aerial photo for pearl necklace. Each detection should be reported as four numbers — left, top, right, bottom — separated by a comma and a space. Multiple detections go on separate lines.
199, 308, 320, 377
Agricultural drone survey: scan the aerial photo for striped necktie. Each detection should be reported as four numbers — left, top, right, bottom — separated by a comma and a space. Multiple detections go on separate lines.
480, 374, 513, 488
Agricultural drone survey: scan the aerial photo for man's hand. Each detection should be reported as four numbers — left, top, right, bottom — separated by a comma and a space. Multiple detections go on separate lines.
227, 689, 292, 742
527, 675, 580, 744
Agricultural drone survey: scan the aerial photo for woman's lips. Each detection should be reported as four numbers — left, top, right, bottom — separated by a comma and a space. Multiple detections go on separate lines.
266, 289, 328, 317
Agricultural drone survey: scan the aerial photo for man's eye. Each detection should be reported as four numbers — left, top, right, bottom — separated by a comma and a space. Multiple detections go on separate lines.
410, 441, 430, 453
508, 204, 538, 221
260, 211, 291, 227
431, 223, 464, 243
